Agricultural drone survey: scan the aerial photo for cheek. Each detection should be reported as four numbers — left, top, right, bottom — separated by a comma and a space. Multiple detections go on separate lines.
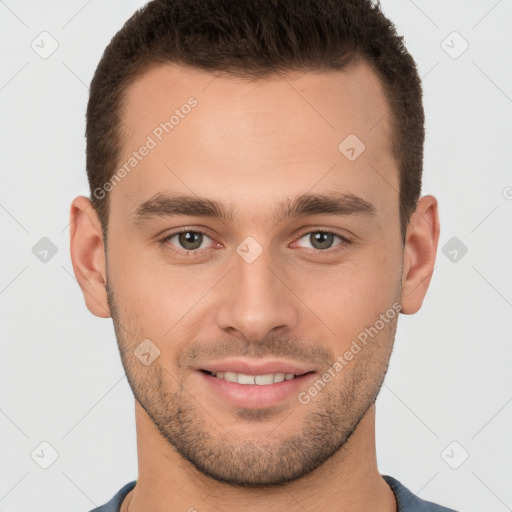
108, 241, 218, 338
300, 248, 401, 339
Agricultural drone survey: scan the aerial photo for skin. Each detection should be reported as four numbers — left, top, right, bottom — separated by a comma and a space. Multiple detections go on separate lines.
70, 59, 439, 512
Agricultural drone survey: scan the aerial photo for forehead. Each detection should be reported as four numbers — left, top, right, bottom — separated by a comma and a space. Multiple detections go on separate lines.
113, 61, 397, 222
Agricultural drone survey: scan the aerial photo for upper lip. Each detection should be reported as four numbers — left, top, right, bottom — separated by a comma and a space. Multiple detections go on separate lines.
197, 359, 315, 376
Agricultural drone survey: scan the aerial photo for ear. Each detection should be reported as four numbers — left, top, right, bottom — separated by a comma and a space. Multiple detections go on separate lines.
400, 195, 440, 315
69, 196, 111, 318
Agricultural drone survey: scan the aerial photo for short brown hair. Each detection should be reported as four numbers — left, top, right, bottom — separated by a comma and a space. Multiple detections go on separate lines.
86, 0, 424, 243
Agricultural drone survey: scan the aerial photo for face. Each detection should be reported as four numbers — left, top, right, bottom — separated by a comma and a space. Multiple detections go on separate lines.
101, 61, 405, 486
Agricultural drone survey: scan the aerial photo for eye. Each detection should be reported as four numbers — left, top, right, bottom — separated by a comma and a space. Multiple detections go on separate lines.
294, 231, 348, 251
161, 230, 214, 251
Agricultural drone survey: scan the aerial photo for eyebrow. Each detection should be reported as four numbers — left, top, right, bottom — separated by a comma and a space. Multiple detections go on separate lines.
130, 191, 377, 225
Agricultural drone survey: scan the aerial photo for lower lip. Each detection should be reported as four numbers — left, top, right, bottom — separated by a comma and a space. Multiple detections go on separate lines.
197, 371, 316, 409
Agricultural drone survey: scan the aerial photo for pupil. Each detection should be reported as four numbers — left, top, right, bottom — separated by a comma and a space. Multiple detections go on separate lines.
311, 232, 333, 249
179, 231, 202, 250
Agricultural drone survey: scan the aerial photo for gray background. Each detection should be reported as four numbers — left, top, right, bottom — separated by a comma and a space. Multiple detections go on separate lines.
1, 1, 511, 511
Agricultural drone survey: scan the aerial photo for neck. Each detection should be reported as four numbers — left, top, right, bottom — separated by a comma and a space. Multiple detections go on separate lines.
122, 402, 396, 512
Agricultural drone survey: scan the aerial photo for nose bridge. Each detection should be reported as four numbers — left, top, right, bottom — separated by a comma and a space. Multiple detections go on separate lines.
215, 240, 298, 341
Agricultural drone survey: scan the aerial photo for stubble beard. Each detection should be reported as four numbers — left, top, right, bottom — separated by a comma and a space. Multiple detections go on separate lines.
106, 280, 397, 487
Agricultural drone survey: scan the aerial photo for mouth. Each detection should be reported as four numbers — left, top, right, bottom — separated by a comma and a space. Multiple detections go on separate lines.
195, 362, 317, 409
199, 369, 311, 385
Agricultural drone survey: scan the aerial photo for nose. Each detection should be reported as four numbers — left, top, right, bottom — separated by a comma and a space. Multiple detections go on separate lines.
214, 244, 299, 343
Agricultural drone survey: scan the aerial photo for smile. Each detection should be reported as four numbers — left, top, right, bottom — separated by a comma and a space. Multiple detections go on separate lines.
202, 370, 298, 385
197, 366, 316, 409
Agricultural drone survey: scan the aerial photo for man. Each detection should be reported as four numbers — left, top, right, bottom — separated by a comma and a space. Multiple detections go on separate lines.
69, 0, 456, 510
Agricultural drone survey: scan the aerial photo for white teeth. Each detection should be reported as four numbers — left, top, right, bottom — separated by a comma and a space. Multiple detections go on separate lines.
254, 374, 274, 385
209, 371, 298, 385
238, 373, 256, 385
224, 372, 238, 383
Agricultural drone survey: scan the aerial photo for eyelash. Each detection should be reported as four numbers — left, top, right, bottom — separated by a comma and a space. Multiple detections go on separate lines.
159, 229, 352, 257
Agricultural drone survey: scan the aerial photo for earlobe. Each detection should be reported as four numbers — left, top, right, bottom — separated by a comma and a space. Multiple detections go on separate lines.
69, 196, 111, 318
400, 195, 440, 315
